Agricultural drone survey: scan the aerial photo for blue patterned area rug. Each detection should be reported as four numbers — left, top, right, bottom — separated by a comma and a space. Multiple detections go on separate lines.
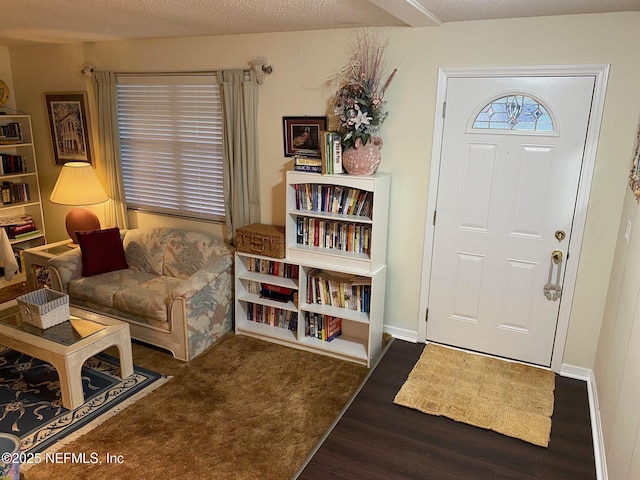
0, 345, 169, 456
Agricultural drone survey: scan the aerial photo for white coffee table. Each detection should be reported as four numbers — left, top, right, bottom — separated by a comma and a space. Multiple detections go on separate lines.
0, 304, 133, 410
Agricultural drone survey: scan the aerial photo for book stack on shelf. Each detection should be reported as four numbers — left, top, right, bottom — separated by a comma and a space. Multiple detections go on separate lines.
0, 214, 39, 240
305, 312, 342, 342
0, 154, 26, 174
293, 131, 343, 175
0, 122, 22, 144
260, 283, 296, 303
293, 154, 322, 174
246, 279, 298, 304
1, 181, 30, 205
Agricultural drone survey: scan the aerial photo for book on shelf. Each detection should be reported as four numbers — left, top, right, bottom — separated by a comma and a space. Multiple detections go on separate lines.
259, 283, 296, 303
294, 154, 322, 166
13, 229, 41, 240
246, 280, 298, 304
12, 221, 37, 236
293, 164, 322, 173
332, 135, 343, 174
288, 314, 298, 332
320, 131, 330, 175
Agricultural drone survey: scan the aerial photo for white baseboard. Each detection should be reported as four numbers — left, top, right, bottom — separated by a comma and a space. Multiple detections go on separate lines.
383, 325, 418, 343
561, 364, 608, 480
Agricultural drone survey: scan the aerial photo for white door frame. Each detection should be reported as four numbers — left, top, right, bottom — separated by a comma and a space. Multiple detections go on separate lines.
418, 65, 609, 372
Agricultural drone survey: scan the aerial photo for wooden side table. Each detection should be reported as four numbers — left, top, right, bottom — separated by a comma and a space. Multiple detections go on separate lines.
22, 240, 73, 291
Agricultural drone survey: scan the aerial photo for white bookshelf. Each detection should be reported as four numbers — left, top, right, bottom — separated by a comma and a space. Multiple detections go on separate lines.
0, 114, 46, 285
234, 172, 390, 367
285, 171, 390, 274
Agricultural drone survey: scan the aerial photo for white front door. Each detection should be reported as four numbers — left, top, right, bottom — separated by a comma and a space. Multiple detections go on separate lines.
426, 75, 596, 367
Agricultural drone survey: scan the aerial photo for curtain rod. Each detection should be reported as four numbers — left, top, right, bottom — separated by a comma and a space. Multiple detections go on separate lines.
81, 64, 273, 84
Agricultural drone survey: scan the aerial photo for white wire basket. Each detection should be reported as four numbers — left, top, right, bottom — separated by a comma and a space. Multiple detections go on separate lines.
17, 289, 70, 329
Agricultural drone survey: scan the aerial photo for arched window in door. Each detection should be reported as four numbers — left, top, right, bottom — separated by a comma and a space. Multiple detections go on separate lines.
472, 94, 555, 132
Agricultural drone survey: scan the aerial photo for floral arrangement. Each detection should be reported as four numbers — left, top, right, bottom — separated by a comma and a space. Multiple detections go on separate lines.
332, 32, 397, 150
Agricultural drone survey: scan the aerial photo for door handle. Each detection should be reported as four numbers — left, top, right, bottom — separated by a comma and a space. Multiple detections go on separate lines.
544, 250, 564, 301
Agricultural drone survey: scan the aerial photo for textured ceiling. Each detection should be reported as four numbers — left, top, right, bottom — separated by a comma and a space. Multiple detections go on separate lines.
0, 0, 638, 47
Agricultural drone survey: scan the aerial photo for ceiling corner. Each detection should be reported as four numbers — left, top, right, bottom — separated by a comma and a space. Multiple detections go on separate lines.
365, 0, 442, 27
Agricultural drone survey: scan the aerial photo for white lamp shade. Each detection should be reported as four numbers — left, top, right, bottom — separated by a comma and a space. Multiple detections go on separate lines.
50, 161, 109, 206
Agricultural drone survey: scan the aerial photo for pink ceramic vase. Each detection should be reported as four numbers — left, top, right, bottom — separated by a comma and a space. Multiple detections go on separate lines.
342, 137, 383, 176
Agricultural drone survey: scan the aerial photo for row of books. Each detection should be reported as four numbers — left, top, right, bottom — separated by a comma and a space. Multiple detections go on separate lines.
305, 312, 342, 342
245, 302, 298, 331
1, 181, 30, 205
306, 269, 372, 313
293, 183, 373, 218
244, 257, 299, 279
296, 217, 371, 254
0, 122, 22, 141
0, 214, 38, 239
0, 154, 27, 175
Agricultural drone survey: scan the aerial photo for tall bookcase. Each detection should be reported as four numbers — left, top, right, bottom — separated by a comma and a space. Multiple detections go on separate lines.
235, 171, 390, 367
0, 114, 46, 285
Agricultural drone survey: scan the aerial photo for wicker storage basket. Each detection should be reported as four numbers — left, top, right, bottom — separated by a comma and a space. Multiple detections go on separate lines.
17, 289, 70, 329
235, 223, 285, 258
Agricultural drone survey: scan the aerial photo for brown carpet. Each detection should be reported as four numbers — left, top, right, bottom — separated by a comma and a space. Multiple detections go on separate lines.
394, 343, 555, 447
23, 333, 368, 479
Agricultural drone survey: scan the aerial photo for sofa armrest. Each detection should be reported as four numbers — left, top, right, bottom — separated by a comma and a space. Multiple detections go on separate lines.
170, 254, 233, 301
47, 248, 83, 293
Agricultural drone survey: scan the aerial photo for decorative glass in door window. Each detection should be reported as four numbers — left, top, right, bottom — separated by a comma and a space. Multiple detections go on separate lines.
472, 95, 554, 132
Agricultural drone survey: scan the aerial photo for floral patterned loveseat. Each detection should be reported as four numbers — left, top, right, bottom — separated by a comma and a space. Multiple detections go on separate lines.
47, 227, 234, 361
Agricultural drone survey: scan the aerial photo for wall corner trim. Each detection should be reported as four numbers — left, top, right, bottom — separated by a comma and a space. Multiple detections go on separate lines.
560, 364, 608, 480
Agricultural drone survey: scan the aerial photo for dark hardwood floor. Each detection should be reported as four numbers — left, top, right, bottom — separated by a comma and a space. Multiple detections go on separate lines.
297, 339, 596, 480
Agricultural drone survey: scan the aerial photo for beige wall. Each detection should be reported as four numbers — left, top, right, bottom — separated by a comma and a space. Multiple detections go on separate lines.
9, 42, 92, 242
594, 184, 640, 476
0, 47, 16, 111
6, 13, 640, 376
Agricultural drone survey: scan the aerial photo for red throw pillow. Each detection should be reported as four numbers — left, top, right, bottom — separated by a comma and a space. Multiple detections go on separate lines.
76, 227, 128, 277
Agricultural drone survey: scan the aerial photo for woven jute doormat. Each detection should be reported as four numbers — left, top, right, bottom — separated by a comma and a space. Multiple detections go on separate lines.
393, 343, 555, 447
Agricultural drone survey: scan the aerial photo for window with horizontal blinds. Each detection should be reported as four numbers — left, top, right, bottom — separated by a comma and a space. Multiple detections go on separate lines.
116, 74, 225, 221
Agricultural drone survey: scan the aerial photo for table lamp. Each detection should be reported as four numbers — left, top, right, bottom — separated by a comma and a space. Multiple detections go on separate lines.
49, 162, 109, 245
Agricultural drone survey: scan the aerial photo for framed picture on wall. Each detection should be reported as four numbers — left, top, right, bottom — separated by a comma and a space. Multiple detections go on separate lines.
282, 116, 327, 157
44, 92, 93, 165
